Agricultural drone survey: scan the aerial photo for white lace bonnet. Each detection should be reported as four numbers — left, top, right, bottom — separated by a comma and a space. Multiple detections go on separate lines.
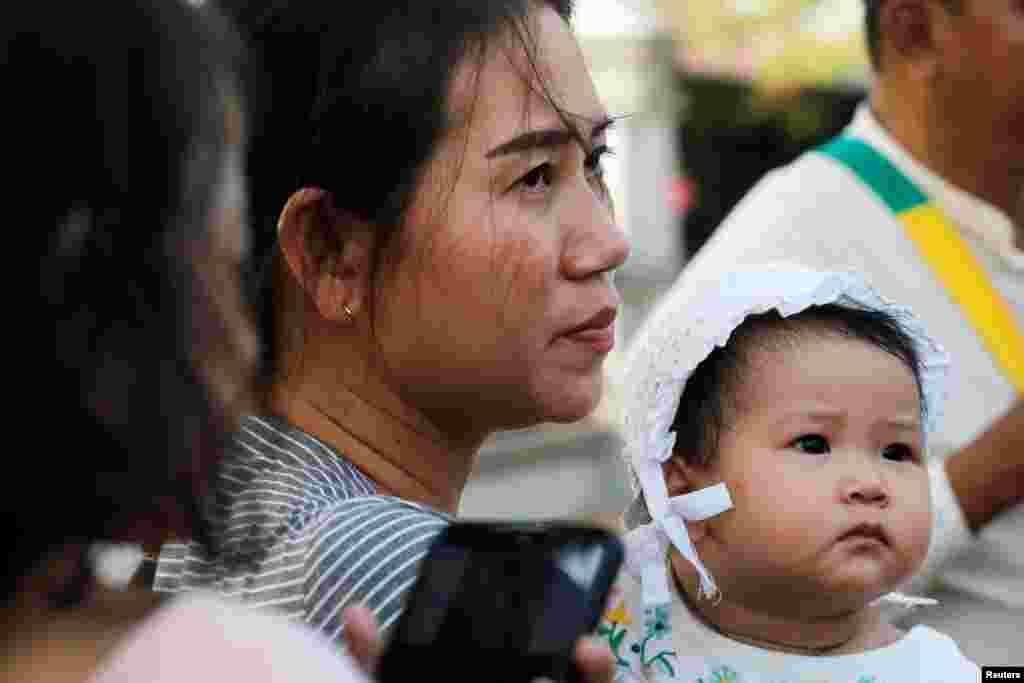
618, 264, 950, 609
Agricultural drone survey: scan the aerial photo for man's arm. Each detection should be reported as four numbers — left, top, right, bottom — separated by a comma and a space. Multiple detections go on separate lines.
945, 398, 1024, 534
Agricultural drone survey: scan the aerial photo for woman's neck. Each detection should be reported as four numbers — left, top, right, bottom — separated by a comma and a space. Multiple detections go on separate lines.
270, 354, 485, 515
669, 553, 900, 657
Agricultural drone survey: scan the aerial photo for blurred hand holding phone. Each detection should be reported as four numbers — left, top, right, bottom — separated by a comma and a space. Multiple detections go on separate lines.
377, 521, 624, 683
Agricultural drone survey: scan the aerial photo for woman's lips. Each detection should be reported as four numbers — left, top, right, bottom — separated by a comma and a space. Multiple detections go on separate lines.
561, 307, 617, 353
563, 321, 616, 353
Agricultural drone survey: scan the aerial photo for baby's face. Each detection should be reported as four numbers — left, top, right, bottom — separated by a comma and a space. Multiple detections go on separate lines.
693, 334, 931, 619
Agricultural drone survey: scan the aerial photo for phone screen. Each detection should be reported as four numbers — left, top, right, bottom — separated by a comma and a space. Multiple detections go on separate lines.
380, 524, 622, 683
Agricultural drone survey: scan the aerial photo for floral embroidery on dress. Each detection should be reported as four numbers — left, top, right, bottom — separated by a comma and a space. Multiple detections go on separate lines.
629, 605, 678, 677
600, 585, 680, 681
599, 598, 634, 668
695, 665, 738, 683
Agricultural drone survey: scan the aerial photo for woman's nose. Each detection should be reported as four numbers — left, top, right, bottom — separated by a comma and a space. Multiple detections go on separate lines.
560, 184, 630, 281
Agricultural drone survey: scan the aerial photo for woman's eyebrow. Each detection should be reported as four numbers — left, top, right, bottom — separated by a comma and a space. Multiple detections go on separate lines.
486, 128, 573, 158
485, 116, 615, 159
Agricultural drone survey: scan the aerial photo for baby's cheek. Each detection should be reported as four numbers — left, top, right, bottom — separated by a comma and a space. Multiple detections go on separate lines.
721, 500, 807, 561
889, 500, 932, 575
902, 475, 933, 554
910, 506, 934, 561
719, 470, 762, 508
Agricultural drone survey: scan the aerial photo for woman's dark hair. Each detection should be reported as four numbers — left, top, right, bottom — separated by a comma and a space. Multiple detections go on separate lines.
4, 0, 243, 605
220, 0, 577, 387
671, 304, 925, 466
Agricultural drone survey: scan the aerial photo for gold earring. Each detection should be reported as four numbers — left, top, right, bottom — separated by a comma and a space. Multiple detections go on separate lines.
342, 303, 355, 320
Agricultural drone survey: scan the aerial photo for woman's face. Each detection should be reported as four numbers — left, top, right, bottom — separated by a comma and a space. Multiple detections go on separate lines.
371, 5, 629, 434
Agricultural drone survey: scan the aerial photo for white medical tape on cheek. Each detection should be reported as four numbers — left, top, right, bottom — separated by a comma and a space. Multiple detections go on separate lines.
669, 482, 732, 521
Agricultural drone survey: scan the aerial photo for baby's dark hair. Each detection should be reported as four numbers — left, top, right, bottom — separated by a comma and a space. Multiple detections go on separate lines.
671, 303, 924, 466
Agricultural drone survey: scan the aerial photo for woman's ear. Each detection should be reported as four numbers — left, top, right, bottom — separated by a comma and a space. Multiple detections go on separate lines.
662, 453, 715, 544
276, 188, 374, 324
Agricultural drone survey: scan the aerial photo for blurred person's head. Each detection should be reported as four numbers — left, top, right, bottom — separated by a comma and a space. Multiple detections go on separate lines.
230, 0, 628, 448
864, 0, 1024, 220
3, 0, 255, 608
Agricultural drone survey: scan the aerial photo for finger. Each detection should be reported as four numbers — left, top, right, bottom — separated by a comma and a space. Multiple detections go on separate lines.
574, 635, 616, 683
341, 605, 383, 677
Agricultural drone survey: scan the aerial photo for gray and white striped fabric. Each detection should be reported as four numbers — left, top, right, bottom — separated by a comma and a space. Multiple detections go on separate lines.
155, 415, 450, 642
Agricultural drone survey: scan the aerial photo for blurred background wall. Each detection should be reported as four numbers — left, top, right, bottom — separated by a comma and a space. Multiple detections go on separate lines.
460, 0, 872, 525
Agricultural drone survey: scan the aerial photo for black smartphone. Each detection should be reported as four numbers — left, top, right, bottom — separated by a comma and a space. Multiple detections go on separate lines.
377, 521, 624, 683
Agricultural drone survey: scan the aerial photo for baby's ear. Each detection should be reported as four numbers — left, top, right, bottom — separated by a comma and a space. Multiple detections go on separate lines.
661, 452, 703, 497
662, 454, 714, 543
662, 455, 689, 498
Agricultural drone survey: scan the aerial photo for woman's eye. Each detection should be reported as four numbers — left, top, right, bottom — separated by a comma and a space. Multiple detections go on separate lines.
518, 163, 554, 193
791, 434, 830, 454
585, 145, 615, 200
881, 443, 916, 463
585, 145, 615, 193
585, 144, 613, 178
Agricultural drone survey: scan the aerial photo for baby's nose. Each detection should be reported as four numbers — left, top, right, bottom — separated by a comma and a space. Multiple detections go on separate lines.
840, 477, 890, 508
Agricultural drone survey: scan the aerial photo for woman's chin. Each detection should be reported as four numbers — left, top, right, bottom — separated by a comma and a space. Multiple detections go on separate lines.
554, 372, 607, 421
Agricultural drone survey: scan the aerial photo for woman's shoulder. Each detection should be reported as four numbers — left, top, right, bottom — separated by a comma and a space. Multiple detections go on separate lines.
302, 495, 450, 571
182, 414, 389, 562
306, 494, 451, 549
90, 593, 368, 683
226, 414, 379, 497
298, 495, 450, 639
208, 413, 385, 533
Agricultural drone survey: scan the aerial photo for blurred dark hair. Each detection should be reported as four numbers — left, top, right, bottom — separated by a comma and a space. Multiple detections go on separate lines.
864, 0, 962, 70
671, 304, 925, 466
4, 0, 244, 604
219, 0, 577, 388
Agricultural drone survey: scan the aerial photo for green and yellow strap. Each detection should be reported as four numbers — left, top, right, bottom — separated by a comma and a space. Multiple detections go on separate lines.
818, 136, 1024, 393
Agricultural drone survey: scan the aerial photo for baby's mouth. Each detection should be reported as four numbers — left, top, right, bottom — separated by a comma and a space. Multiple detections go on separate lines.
836, 523, 890, 546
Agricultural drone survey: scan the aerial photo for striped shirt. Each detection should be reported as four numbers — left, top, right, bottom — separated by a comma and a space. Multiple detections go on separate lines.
154, 414, 450, 641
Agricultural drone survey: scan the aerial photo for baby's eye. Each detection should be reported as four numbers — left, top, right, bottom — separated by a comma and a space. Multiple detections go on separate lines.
881, 443, 917, 463
791, 434, 830, 454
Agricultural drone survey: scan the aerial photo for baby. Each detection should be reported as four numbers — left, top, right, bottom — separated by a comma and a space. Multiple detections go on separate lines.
601, 265, 978, 682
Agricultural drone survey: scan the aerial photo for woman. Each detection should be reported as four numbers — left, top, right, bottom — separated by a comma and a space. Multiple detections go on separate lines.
155, 0, 627, 668
2, 1, 370, 680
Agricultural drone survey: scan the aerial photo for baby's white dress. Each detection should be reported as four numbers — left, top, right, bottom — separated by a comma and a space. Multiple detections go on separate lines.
601, 574, 979, 683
